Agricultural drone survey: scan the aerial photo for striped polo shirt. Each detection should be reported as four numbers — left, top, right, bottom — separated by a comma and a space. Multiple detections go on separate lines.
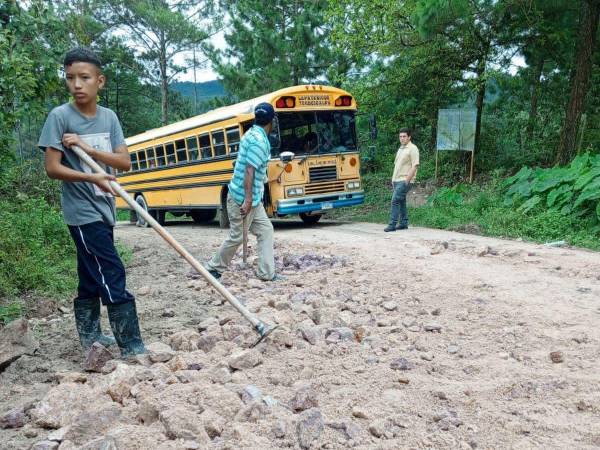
228, 125, 271, 207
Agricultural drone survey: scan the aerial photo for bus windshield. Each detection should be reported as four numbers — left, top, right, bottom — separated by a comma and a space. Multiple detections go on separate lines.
273, 111, 357, 157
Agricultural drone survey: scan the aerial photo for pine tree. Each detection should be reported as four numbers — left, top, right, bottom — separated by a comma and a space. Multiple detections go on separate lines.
556, 0, 600, 164
211, 0, 338, 99
101, 0, 219, 125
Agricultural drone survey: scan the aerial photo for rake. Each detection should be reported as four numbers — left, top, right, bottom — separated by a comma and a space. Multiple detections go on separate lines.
71, 145, 278, 347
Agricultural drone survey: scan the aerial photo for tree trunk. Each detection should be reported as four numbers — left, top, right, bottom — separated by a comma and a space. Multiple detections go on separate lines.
160, 32, 169, 125
473, 54, 488, 157
526, 56, 544, 139
556, 0, 600, 165
115, 75, 120, 120
429, 104, 438, 152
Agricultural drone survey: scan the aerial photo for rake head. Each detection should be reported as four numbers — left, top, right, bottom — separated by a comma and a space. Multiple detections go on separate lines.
251, 322, 279, 347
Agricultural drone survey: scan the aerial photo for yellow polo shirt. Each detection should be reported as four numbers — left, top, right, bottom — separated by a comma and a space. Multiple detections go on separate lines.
392, 142, 420, 182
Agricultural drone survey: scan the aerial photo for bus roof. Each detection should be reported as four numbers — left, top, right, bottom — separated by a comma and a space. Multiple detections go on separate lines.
125, 85, 355, 147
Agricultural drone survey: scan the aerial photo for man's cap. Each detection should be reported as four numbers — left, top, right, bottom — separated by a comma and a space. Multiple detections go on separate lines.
254, 102, 275, 125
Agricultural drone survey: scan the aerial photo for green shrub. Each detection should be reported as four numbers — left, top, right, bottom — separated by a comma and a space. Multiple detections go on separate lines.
426, 186, 465, 207
504, 152, 600, 221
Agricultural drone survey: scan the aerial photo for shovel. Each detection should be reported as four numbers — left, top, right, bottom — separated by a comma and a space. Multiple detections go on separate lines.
71, 146, 278, 347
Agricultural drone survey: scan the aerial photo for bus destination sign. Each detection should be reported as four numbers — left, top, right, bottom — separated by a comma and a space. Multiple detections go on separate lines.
308, 158, 336, 167
298, 94, 330, 107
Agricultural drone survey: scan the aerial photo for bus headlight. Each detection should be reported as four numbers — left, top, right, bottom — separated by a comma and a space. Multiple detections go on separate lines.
286, 186, 304, 197
346, 181, 360, 190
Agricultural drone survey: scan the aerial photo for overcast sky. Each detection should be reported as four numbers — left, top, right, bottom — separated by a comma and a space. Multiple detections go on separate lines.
174, 29, 226, 83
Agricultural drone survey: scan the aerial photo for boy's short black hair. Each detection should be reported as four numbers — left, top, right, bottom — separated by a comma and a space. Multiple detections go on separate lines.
399, 127, 412, 137
63, 47, 103, 70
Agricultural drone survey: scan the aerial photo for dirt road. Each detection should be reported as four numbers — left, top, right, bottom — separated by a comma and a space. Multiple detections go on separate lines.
2, 219, 600, 449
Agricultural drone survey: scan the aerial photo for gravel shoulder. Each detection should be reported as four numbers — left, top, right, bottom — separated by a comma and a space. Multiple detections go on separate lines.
1, 219, 599, 449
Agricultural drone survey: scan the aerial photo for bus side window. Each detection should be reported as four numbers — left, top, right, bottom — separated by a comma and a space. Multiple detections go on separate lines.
187, 136, 199, 160
156, 145, 166, 166
226, 127, 240, 154
146, 147, 156, 168
131, 152, 139, 171
176, 139, 187, 163
212, 130, 226, 157
165, 143, 176, 165
137, 149, 147, 170
199, 133, 212, 159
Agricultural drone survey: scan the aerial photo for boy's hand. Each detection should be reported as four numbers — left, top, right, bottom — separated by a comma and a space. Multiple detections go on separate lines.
62, 133, 84, 150
88, 173, 117, 195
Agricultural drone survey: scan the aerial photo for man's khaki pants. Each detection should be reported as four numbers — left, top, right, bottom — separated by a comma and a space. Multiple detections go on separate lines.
206, 194, 275, 280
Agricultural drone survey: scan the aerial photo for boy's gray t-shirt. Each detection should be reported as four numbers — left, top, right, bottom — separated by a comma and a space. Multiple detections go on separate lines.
38, 103, 126, 226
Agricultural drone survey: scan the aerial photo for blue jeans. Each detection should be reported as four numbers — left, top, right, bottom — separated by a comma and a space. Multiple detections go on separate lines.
388, 181, 412, 228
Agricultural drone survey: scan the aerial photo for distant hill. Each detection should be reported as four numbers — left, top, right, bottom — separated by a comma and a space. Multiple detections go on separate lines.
171, 80, 226, 100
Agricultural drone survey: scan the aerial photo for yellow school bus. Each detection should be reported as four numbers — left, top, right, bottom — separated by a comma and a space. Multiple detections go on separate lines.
115, 85, 364, 226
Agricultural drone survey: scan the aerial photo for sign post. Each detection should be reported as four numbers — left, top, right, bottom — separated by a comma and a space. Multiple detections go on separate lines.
435, 109, 477, 182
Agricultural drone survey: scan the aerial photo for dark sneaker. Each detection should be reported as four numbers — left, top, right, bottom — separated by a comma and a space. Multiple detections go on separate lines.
384, 225, 396, 232
207, 269, 222, 279
396, 224, 408, 230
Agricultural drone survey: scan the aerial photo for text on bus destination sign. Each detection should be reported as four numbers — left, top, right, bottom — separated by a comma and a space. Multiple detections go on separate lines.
298, 94, 330, 106
308, 158, 336, 166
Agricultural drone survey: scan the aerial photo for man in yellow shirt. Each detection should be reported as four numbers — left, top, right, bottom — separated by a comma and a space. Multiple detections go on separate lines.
385, 128, 420, 232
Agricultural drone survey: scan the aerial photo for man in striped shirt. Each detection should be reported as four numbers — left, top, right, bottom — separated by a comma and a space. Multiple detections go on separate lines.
206, 103, 281, 281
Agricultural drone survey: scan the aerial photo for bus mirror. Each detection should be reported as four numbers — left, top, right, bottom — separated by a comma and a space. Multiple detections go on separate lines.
369, 114, 377, 140
280, 151, 295, 163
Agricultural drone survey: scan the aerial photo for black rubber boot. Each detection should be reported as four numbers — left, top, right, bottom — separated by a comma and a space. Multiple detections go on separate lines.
73, 298, 116, 350
106, 301, 146, 358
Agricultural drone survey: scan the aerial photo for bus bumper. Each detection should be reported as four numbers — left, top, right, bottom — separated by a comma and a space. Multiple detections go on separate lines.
276, 191, 364, 215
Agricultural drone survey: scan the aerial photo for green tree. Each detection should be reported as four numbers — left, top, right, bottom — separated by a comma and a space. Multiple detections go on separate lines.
556, 0, 600, 164
328, 0, 464, 156
502, 0, 577, 140
211, 0, 338, 99
102, 0, 219, 124
0, 1, 66, 167
98, 39, 163, 136
414, 0, 519, 158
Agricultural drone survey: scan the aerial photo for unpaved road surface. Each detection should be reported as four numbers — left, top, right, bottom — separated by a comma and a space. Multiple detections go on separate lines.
1, 220, 600, 449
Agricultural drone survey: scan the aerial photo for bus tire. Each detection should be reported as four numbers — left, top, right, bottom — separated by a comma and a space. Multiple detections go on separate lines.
191, 209, 217, 223
156, 210, 166, 226
300, 212, 322, 225
135, 195, 150, 228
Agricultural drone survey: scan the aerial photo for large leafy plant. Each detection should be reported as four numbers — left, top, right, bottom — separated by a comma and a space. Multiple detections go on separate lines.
504, 153, 600, 220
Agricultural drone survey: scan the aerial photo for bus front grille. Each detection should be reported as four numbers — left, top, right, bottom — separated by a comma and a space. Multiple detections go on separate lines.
305, 181, 345, 195
309, 165, 337, 182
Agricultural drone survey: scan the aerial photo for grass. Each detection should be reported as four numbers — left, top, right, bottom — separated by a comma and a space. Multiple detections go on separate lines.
0, 197, 135, 324
0, 302, 23, 325
116, 209, 193, 223
332, 171, 600, 251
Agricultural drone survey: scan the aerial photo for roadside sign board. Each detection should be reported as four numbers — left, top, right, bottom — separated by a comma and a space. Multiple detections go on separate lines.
436, 109, 476, 151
